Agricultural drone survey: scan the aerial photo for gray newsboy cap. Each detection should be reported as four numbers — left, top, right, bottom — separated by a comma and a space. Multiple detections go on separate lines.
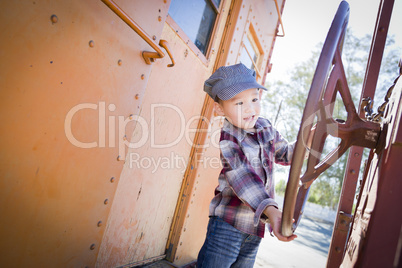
204, 63, 267, 101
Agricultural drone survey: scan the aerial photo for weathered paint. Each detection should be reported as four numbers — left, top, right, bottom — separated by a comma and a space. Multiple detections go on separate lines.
0, 0, 167, 267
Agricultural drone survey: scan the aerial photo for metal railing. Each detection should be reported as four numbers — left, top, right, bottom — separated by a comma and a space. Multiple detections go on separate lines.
101, 0, 174, 67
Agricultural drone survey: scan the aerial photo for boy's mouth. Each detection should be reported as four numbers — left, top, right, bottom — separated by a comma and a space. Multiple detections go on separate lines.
243, 115, 255, 122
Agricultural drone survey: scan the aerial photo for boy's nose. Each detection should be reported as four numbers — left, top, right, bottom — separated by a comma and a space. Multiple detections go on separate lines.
244, 103, 253, 113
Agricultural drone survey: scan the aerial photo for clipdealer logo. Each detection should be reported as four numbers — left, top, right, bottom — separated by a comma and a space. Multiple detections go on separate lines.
64, 101, 223, 161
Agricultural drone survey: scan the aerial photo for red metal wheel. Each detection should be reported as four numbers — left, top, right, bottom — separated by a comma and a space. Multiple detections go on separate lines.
280, 1, 381, 237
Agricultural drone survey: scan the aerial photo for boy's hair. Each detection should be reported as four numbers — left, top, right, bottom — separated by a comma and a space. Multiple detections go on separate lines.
204, 63, 267, 101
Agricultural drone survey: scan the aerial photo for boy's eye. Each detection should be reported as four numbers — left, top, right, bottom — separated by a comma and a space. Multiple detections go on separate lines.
235, 101, 243, 105
252, 98, 259, 102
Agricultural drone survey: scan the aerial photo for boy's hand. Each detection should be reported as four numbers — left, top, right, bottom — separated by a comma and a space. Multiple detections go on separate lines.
264, 206, 297, 242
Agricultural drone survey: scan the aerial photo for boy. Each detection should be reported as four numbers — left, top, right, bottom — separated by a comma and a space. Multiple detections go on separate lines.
197, 63, 297, 267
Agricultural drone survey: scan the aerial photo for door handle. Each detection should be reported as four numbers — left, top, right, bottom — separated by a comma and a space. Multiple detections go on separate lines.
101, 0, 175, 67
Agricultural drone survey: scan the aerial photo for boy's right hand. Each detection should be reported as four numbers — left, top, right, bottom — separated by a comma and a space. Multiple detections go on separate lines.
264, 206, 297, 242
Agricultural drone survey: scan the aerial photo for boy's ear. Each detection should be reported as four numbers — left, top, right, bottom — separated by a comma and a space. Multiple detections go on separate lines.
259, 88, 263, 99
213, 101, 225, 116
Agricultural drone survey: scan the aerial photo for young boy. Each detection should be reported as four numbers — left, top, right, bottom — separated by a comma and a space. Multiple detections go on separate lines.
197, 63, 297, 267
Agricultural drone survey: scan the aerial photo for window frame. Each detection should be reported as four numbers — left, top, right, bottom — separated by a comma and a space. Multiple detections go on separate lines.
240, 22, 264, 79
166, 0, 225, 66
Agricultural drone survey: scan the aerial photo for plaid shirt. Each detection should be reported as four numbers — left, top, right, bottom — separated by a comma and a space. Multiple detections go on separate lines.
209, 117, 295, 237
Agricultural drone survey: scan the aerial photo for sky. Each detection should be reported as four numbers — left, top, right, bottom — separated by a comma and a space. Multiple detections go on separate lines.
267, 0, 402, 82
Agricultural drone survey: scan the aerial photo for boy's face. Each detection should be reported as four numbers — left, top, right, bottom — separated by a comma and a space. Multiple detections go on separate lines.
214, 88, 263, 131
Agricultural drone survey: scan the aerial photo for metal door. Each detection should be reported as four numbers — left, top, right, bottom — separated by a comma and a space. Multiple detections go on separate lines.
96, 0, 233, 266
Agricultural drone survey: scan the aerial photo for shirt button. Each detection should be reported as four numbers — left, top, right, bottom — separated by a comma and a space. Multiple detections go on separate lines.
269, 140, 273, 144
263, 162, 268, 167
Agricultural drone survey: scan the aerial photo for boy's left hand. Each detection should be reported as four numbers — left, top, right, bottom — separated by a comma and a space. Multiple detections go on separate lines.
264, 206, 297, 242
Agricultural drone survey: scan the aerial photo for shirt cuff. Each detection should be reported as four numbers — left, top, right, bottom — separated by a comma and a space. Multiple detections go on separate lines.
254, 198, 279, 226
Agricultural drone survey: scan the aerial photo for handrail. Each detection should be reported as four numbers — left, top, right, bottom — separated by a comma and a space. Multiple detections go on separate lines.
273, 0, 285, 37
242, 42, 262, 77
101, 0, 174, 67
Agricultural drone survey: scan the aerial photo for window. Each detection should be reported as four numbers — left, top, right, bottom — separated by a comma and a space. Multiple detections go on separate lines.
240, 36, 258, 71
168, 0, 221, 55
239, 24, 263, 78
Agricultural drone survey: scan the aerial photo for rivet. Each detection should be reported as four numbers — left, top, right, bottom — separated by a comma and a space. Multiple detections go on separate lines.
350, 169, 356, 174
50, 14, 58, 24
117, 155, 121, 161
183, 228, 186, 232
379, 27, 385, 32
354, 153, 360, 157
152, 35, 156, 40
89, 40, 95, 48
141, 74, 145, 80
129, 114, 134, 120
90, 244, 96, 250
135, 94, 139, 100
108, 103, 116, 112
180, 242, 182, 246
97, 221, 102, 227
158, 16, 162, 22
123, 135, 127, 141
104, 199, 109, 205
118, 59, 122, 66
335, 247, 341, 253
110, 177, 115, 183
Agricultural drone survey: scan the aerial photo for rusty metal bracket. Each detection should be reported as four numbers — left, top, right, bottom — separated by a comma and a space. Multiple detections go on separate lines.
101, 0, 175, 67
336, 211, 353, 233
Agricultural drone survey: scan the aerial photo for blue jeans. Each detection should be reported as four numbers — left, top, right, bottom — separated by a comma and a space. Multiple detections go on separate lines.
197, 216, 262, 268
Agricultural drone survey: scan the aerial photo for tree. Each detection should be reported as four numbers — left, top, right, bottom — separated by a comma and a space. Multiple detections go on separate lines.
266, 31, 399, 209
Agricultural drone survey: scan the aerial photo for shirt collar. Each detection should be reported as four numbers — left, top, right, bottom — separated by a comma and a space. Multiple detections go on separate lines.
222, 117, 271, 142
